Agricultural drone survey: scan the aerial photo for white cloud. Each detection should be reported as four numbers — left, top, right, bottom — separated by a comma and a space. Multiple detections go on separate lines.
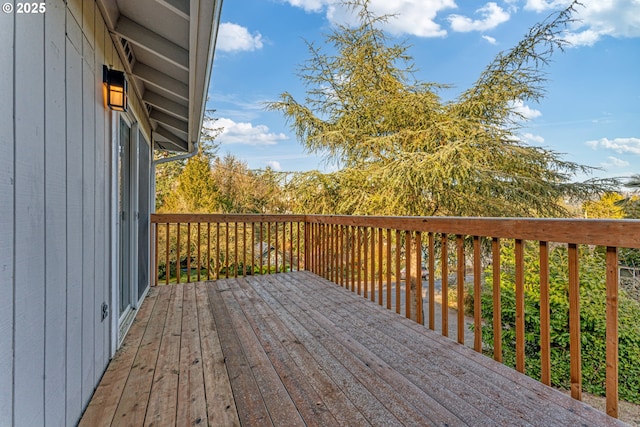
216, 118, 288, 146
217, 23, 264, 52
521, 132, 545, 144
285, 0, 640, 42
285, 0, 327, 12
601, 156, 631, 168
524, 0, 568, 13
284, 0, 457, 37
509, 99, 542, 120
524, 0, 640, 46
482, 34, 497, 44
448, 2, 510, 32
586, 137, 640, 154
563, 29, 602, 46
266, 161, 283, 171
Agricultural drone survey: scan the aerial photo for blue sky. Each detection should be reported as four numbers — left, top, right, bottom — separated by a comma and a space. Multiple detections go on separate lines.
207, 0, 639, 182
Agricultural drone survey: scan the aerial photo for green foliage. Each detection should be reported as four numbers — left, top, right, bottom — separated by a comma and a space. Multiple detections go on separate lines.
268, 0, 616, 216
155, 110, 220, 212
620, 248, 640, 269
161, 152, 219, 213
284, 170, 343, 214
478, 242, 640, 403
211, 155, 287, 213
156, 144, 287, 214
582, 192, 625, 219
154, 153, 185, 211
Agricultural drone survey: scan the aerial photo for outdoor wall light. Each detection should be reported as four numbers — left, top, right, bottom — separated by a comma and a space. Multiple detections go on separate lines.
103, 65, 128, 112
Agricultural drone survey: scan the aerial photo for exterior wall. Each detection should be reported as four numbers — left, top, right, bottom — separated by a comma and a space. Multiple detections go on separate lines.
0, 1, 151, 425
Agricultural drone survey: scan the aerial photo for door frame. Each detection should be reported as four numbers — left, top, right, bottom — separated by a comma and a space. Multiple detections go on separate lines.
110, 111, 139, 353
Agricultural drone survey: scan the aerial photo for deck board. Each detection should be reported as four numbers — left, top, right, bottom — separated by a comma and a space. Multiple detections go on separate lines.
195, 282, 239, 427
112, 283, 172, 425
230, 278, 339, 426
176, 283, 208, 426
206, 281, 273, 426
234, 276, 372, 427
79, 287, 160, 427
215, 279, 305, 426
80, 271, 625, 426
256, 274, 461, 426
145, 284, 181, 427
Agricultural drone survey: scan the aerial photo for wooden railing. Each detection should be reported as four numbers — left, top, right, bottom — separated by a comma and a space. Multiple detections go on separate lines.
151, 214, 306, 284
151, 213, 640, 419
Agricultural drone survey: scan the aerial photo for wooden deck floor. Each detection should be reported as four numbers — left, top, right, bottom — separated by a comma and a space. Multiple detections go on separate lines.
80, 271, 624, 426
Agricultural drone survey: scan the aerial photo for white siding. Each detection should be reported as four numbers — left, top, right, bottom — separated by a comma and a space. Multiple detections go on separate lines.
13, 7, 46, 426
44, 1, 69, 425
2, 0, 152, 425
94, 9, 110, 387
0, 5, 15, 427
65, 28, 84, 426
81, 30, 97, 409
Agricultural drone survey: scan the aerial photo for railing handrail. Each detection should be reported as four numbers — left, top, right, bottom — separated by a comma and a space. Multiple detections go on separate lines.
152, 212, 640, 249
151, 213, 306, 224
305, 215, 640, 248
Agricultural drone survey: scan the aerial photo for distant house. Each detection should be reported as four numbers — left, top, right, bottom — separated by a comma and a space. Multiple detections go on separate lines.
1, 1, 222, 425
254, 241, 293, 271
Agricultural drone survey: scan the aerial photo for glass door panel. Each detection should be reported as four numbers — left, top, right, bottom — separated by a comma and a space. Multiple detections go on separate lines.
119, 118, 131, 316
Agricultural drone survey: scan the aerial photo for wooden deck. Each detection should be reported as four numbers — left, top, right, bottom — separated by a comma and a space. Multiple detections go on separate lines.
80, 271, 624, 426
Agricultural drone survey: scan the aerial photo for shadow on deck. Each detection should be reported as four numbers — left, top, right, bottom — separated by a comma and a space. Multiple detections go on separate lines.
80, 271, 623, 426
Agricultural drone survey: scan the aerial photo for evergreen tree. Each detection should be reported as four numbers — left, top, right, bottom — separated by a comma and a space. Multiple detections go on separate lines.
155, 111, 221, 212
161, 152, 218, 213
268, 0, 615, 217
210, 154, 287, 213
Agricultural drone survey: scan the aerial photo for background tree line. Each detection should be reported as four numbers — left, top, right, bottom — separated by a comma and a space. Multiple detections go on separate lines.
155, 118, 288, 214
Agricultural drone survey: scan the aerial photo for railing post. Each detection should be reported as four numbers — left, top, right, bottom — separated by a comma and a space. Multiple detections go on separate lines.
473, 236, 482, 352
243, 222, 247, 277
216, 222, 220, 280
428, 232, 435, 330
197, 222, 201, 282
540, 241, 551, 385
441, 234, 448, 337
395, 230, 401, 315
386, 228, 392, 310
568, 243, 582, 401
152, 222, 158, 286
251, 222, 256, 275
304, 220, 309, 272
405, 230, 411, 321
176, 223, 181, 284
492, 237, 501, 362
225, 222, 230, 278
357, 227, 362, 296
456, 235, 464, 344
515, 239, 525, 373
275, 221, 279, 274
165, 223, 170, 285
370, 228, 375, 303
186, 222, 191, 283
605, 246, 619, 418
207, 222, 211, 280
415, 231, 423, 325
235, 222, 239, 277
